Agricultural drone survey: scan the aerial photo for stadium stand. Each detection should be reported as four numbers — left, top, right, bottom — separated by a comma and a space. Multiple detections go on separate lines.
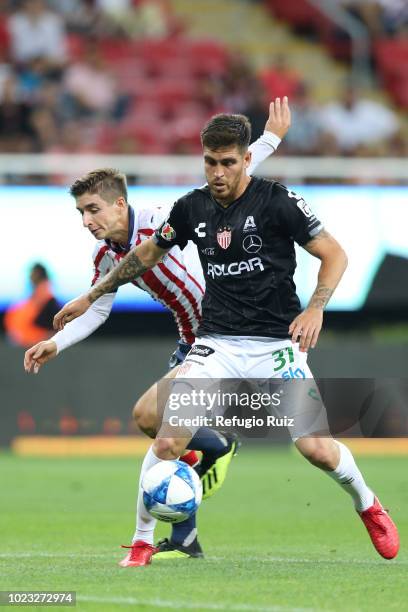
0, 0, 406, 167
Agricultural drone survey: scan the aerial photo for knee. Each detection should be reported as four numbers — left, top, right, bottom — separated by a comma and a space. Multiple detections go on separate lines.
132, 400, 156, 438
153, 437, 185, 460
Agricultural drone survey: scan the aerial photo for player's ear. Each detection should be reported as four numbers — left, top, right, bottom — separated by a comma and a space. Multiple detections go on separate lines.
244, 149, 252, 169
115, 196, 127, 209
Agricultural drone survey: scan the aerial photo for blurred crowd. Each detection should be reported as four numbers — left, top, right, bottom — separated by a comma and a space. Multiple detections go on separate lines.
0, 0, 406, 176
334, 0, 408, 37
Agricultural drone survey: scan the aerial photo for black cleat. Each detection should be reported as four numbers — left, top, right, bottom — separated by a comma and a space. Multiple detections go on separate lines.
154, 537, 204, 560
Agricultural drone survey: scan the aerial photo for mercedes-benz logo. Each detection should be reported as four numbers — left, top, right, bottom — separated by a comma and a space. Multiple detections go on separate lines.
243, 234, 262, 253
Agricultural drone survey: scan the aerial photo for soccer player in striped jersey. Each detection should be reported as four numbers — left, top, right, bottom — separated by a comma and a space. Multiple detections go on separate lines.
24, 97, 291, 567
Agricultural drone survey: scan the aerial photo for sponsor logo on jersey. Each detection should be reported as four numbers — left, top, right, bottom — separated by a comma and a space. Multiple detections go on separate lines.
160, 223, 176, 241
217, 226, 232, 249
242, 234, 262, 254
194, 222, 206, 238
188, 345, 215, 358
201, 247, 215, 255
243, 215, 257, 231
207, 257, 264, 278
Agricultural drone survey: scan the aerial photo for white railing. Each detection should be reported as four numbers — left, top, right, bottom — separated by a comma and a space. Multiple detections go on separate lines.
0, 154, 406, 183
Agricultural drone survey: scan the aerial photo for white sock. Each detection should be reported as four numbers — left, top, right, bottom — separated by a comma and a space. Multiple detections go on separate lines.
132, 445, 161, 544
327, 441, 375, 512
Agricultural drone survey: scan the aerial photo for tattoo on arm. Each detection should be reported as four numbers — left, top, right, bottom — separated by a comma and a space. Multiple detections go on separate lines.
89, 251, 149, 303
308, 284, 334, 310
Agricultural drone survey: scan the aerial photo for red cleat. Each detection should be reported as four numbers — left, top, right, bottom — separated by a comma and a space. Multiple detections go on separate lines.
180, 450, 199, 468
358, 496, 399, 559
119, 541, 157, 567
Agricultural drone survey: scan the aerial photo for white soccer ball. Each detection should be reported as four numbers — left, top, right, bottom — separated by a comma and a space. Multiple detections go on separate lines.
142, 460, 202, 523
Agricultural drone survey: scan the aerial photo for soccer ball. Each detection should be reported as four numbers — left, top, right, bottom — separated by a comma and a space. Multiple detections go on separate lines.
142, 460, 202, 523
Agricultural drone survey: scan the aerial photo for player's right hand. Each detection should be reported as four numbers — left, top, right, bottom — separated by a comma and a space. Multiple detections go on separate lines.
53, 294, 91, 330
264, 96, 291, 139
24, 340, 57, 374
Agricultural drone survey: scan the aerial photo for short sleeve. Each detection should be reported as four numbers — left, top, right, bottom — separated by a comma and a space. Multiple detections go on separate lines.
275, 184, 323, 246
153, 196, 190, 250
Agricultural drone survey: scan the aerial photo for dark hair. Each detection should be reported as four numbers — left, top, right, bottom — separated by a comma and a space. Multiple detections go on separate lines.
70, 168, 128, 202
201, 114, 251, 152
31, 263, 48, 280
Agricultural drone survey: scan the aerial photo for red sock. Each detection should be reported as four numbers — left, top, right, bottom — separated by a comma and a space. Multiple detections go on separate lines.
180, 450, 199, 467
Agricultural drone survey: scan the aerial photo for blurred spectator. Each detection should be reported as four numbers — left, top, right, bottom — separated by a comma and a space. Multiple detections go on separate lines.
241, 87, 269, 141
320, 85, 399, 153
337, 0, 385, 36
53, 0, 122, 36
0, 0, 10, 61
259, 54, 302, 102
95, 0, 175, 38
0, 71, 33, 151
136, 0, 173, 38
29, 106, 59, 150
284, 83, 323, 155
49, 119, 95, 153
62, 40, 127, 120
4, 263, 59, 347
18, 56, 49, 103
222, 55, 260, 112
337, 0, 408, 36
8, 0, 67, 68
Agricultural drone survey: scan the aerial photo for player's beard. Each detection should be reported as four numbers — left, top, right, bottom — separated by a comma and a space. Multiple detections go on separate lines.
210, 174, 243, 205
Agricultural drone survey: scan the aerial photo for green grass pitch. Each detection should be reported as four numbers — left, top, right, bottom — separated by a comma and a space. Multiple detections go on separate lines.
1, 447, 407, 611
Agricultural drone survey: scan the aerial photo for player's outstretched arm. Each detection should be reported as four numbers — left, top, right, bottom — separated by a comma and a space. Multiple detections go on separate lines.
24, 340, 57, 374
25, 294, 114, 372
247, 97, 291, 175
289, 229, 348, 352
53, 239, 167, 330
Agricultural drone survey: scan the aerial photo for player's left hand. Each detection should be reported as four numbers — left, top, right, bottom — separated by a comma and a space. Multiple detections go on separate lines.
289, 307, 323, 352
264, 96, 291, 139
53, 294, 92, 330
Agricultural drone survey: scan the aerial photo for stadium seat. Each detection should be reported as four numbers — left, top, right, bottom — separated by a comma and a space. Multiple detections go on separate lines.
375, 40, 408, 109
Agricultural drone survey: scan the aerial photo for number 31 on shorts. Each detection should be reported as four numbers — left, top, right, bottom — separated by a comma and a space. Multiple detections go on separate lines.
271, 347, 294, 372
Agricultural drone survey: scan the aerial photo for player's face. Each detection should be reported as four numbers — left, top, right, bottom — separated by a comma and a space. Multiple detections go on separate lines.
76, 192, 126, 240
203, 146, 251, 204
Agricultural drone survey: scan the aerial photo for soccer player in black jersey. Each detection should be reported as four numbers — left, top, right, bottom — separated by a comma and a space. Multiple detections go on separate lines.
55, 114, 399, 560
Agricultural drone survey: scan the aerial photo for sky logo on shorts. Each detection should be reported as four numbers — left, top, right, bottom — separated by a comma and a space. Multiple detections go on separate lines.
281, 367, 306, 379
161, 223, 176, 241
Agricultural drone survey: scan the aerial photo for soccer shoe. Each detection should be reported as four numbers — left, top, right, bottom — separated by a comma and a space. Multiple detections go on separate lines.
180, 450, 200, 468
358, 496, 399, 559
119, 541, 157, 567
153, 537, 204, 560
199, 432, 240, 501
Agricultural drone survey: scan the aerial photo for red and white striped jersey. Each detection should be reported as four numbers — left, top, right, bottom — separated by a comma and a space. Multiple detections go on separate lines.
92, 205, 204, 343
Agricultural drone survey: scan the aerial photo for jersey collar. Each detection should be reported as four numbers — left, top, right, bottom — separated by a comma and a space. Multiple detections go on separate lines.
105, 205, 135, 254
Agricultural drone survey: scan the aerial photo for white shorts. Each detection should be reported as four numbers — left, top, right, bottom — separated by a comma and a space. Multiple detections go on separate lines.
161, 335, 330, 441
